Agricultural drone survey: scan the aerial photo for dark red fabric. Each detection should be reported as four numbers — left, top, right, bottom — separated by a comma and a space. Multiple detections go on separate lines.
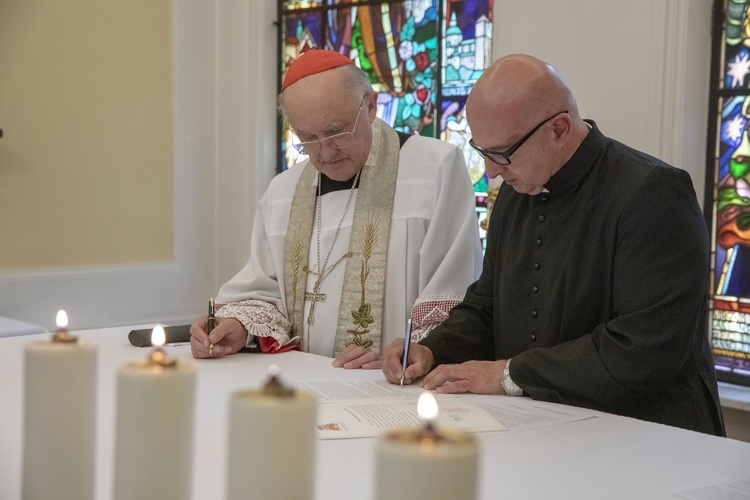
258, 335, 301, 354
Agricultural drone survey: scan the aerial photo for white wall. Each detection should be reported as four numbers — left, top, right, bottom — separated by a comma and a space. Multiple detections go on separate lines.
214, 0, 278, 288
0, 0, 714, 330
489, 0, 712, 201
0, 0, 220, 329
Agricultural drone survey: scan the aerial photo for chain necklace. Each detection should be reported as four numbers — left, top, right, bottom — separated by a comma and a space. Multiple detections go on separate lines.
304, 169, 361, 325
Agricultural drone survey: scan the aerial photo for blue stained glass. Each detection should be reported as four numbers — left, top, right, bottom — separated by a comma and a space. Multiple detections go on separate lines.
723, 1, 750, 89
281, 13, 324, 84
440, 0, 493, 193
707, 1, 750, 384
719, 97, 746, 171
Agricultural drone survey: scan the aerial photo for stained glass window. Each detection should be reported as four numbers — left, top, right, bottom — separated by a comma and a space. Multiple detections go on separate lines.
706, 0, 750, 385
278, 0, 493, 248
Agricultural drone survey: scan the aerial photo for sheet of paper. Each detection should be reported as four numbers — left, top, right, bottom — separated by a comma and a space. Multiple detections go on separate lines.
298, 380, 423, 404
316, 396, 506, 439
469, 398, 597, 433
671, 476, 750, 499
298, 380, 598, 438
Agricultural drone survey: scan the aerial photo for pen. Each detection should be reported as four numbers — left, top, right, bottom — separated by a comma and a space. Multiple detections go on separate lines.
208, 298, 215, 355
400, 318, 412, 386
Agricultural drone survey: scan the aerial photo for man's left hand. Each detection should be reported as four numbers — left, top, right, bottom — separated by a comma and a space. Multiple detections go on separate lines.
332, 344, 382, 369
420, 360, 508, 395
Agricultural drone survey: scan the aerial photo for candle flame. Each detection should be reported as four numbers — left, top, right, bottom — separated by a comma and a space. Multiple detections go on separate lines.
151, 325, 166, 347
267, 364, 280, 376
56, 309, 69, 329
417, 391, 439, 422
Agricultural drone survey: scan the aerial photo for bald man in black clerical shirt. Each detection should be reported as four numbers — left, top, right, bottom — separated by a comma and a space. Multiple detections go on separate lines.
382, 53, 725, 436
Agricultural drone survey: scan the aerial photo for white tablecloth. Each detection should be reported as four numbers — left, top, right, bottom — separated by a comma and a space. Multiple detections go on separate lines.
0, 315, 46, 338
2, 327, 750, 499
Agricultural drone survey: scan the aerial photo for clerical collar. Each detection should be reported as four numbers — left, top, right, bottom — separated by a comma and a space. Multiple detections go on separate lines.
318, 171, 361, 196
543, 119, 601, 195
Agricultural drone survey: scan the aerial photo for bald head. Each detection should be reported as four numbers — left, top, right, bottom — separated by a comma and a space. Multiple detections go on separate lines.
466, 54, 590, 194
468, 54, 580, 126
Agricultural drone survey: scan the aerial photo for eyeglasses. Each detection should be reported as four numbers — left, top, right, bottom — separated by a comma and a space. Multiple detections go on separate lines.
469, 110, 568, 165
293, 101, 364, 155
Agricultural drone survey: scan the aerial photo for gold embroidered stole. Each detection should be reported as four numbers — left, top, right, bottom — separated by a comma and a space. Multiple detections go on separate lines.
284, 119, 400, 355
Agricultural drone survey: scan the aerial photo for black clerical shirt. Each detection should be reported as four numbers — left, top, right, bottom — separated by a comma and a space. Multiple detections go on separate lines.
420, 121, 725, 436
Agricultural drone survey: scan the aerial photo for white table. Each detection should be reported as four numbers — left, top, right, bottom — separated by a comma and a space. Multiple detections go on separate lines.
0, 315, 46, 338
2, 327, 750, 499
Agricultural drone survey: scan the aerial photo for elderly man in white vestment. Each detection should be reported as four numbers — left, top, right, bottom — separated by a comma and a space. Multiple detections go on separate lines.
190, 49, 482, 368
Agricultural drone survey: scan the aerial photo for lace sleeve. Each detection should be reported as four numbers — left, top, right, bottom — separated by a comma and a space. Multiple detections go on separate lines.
409, 295, 463, 342
216, 300, 300, 352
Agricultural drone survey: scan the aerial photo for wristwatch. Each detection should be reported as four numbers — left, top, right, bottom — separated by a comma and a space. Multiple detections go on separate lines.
501, 358, 523, 396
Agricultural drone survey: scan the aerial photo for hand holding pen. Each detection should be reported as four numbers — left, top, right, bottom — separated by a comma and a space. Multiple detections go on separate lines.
207, 298, 215, 355
400, 318, 412, 386
381, 329, 435, 386
190, 310, 248, 360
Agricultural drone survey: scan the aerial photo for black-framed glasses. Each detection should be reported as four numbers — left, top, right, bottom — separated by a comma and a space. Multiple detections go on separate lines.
293, 100, 365, 155
469, 110, 568, 165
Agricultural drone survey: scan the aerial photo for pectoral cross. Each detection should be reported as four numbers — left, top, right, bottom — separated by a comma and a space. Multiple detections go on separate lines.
304, 280, 326, 324
302, 252, 352, 325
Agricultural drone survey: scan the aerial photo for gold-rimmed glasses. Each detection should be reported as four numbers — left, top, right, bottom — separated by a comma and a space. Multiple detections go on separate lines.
293, 100, 365, 155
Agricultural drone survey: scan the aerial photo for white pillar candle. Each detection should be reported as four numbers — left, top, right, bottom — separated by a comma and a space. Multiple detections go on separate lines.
227, 365, 317, 500
113, 325, 196, 500
23, 310, 97, 500
375, 392, 479, 500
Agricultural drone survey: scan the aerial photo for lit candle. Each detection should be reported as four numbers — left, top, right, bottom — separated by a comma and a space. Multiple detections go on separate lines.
227, 364, 317, 500
22, 309, 97, 500
113, 325, 196, 500
375, 392, 479, 500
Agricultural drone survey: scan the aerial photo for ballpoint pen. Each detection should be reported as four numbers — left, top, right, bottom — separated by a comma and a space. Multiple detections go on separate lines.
400, 318, 412, 386
208, 298, 215, 355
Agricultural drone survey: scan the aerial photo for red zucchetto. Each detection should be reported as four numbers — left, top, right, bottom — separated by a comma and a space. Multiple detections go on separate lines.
281, 50, 354, 91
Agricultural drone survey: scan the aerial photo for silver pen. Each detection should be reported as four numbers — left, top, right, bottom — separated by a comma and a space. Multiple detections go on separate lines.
400, 318, 412, 386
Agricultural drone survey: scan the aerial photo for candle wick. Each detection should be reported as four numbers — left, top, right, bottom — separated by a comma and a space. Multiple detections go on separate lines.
418, 421, 441, 443
147, 347, 177, 367
52, 328, 78, 343
262, 374, 295, 397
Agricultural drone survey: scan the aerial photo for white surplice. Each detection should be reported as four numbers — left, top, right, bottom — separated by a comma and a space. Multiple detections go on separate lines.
216, 133, 482, 357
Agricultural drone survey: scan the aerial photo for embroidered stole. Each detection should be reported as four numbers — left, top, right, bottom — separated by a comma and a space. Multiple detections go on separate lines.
284, 119, 400, 356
